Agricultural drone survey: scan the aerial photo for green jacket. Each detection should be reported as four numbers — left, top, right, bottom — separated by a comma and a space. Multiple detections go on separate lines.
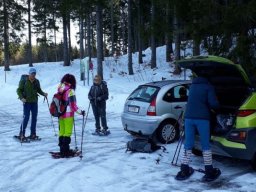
17, 78, 45, 103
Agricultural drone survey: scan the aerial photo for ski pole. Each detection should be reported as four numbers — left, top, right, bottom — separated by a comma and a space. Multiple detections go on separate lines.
73, 118, 78, 151
155, 111, 184, 164
80, 102, 91, 159
171, 129, 184, 166
80, 103, 91, 159
45, 97, 57, 136
20, 103, 25, 145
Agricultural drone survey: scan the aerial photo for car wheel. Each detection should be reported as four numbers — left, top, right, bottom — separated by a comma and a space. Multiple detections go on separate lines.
156, 120, 179, 144
192, 148, 202, 156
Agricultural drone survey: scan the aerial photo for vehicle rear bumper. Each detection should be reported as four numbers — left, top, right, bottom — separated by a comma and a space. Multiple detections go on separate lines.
121, 113, 161, 135
194, 127, 256, 161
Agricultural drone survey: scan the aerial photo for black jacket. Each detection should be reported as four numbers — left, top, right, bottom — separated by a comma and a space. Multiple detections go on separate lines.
88, 81, 109, 103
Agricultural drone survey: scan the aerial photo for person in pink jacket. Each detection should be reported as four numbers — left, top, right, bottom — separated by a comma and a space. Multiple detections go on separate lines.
58, 74, 85, 157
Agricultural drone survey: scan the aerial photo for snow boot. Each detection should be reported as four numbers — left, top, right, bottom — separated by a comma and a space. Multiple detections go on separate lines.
92, 128, 101, 135
202, 165, 221, 182
62, 137, 71, 157
29, 134, 39, 140
175, 164, 194, 180
101, 128, 110, 135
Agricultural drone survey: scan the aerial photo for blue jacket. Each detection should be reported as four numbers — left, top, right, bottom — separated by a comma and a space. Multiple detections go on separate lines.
185, 77, 219, 120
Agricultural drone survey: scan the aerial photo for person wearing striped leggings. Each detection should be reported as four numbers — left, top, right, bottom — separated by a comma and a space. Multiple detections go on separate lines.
175, 76, 221, 181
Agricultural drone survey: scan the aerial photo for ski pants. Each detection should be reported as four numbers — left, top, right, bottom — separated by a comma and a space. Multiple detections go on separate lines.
184, 118, 211, 151
91, 101, 108, 130
20, 102, 38, 136
59, 117, 74, 137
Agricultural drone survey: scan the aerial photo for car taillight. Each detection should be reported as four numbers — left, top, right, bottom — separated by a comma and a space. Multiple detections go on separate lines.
147, 98, 156, 116
228, 131, 247, 143
237, 110, 256, 117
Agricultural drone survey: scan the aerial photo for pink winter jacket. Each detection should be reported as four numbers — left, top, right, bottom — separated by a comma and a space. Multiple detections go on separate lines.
58, 83, 82, 119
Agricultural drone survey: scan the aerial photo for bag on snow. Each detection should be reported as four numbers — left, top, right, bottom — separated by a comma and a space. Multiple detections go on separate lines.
126, 138, 164, 153
49, 92, 68, 117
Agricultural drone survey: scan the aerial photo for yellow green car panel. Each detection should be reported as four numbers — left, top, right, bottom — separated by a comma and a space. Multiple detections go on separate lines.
211, 136, 246, 149
236, 93, 256, 128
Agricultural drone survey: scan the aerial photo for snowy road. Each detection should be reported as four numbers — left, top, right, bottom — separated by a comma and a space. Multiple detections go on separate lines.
1, 103, 256, 192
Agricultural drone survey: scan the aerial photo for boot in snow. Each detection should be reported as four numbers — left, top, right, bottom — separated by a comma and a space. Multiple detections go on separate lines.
175, 164, 194, 180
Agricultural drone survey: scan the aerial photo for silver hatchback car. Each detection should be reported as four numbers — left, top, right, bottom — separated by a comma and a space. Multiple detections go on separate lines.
121, 80, 191, 143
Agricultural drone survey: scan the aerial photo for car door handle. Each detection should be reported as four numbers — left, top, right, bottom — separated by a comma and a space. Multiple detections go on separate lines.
174, 106, 182, 109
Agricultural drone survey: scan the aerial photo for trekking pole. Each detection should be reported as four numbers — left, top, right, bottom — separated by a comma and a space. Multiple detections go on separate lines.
20, 103, 25, 145
45, 97, 57, 136
171, 129, 184, 166
80, 103, 91, 159
73, 118, 78, 151
155, 111, 184, 164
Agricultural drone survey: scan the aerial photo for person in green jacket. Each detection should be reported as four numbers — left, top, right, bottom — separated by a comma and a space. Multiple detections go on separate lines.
17, 68, 48, 140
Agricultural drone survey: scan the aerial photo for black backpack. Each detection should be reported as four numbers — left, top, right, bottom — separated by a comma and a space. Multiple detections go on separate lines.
126, 138, 165, 153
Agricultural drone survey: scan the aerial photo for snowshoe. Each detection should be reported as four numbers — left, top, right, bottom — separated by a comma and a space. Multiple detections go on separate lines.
13, 135, 30, 143
49, 149, 81, 159
28, 135, 41, 141
202, 168, 221, 182
92, 129, 111, 136
175, 166, 194, 181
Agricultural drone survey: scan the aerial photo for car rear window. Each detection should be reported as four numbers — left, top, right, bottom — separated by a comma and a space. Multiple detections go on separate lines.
127, 86, 159, 103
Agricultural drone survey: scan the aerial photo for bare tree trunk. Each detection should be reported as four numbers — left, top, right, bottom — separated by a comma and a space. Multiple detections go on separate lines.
43, 23, 48, 62
110, 0, 114, 56
137, 0, 143, 64
121, 6, 127, 55
28, 0, 33, 67
173, 5, 181, 74
128, 0, 134, 75
96, 4, 103, 79
63, 13, 70, 66
150, 0, 156, 69
87, 13, 92, 62
3, 0, 10, 71
193, 38, 200, 56
165, 1, 173, 62
53, 12, 58, 61
68, 15, 72, 62
79, 16, 84, 59
173, 6, 181, 61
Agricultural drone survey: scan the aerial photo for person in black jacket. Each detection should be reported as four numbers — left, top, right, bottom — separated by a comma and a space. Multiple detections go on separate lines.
175, 76, 221, 182
88, 74, 109, 135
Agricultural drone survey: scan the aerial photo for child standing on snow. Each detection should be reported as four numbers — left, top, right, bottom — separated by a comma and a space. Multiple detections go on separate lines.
88, 74, 110, 135
57, 74, 85, 157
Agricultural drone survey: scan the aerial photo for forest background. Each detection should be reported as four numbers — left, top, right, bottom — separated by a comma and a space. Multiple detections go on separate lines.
0, 0, 256, 79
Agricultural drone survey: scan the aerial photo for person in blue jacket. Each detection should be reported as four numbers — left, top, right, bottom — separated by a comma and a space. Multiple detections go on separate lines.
175, 76, 221, 182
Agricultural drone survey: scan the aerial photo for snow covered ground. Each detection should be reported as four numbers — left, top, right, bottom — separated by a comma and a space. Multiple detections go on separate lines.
0, 46, 256, 192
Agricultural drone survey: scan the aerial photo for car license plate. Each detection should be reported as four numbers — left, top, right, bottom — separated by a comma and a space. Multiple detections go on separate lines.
128, 106, 139, 113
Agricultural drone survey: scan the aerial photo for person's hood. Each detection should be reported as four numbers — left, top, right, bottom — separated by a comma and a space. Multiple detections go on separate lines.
58, 83, 71, 94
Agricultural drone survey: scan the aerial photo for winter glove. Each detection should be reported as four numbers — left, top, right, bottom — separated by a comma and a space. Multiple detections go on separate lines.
44, 93, 48, 97
21, 98, 26, 103
81, 110, 85, 116
97, 97, 102, 101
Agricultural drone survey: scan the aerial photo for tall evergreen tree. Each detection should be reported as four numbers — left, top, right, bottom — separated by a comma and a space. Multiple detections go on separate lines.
150, 0, 156, 69
0, 0, 25, 71
127, 0, 134, 75
96, 1, 104, 78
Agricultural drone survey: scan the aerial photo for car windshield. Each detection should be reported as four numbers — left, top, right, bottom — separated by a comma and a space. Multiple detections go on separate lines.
128, 86, 159, 102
